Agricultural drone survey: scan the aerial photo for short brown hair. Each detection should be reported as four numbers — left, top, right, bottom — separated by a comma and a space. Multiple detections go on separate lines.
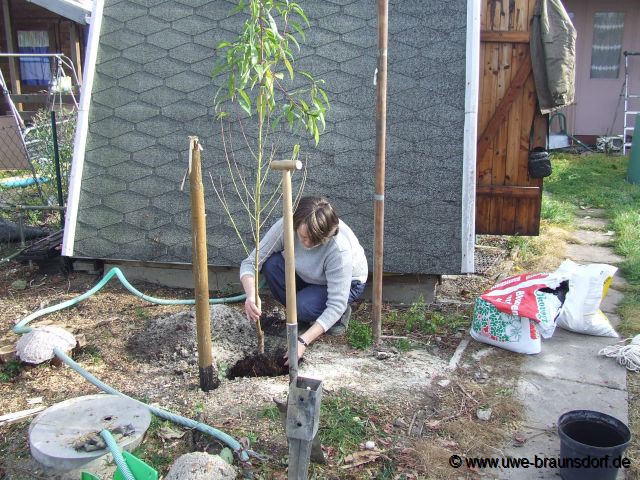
293, 196, 339, 246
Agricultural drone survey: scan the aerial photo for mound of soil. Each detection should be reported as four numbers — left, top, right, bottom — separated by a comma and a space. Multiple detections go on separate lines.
127, 305, 288, 376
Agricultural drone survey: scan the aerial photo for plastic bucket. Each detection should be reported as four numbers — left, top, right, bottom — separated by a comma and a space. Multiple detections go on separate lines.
557, 410, 631, 480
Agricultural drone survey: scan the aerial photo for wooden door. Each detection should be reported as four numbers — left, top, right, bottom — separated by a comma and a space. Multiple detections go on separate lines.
476, 0, 546, 236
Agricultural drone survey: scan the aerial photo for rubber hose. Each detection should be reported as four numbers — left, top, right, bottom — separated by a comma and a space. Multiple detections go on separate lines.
99, 430, 135, 480
13, 267, 246, 334
53, 348, 250, 462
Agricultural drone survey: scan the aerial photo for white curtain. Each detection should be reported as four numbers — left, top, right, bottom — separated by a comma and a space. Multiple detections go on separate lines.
17, 30, 52, 86
590, 12, 625, 79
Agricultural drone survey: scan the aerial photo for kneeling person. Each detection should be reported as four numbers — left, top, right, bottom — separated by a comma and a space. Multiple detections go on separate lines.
240, 196, 368, 361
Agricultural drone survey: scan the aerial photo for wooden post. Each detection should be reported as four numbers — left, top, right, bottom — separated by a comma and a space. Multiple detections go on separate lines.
189, 137, 218, 392
1, 0, 22, 111
70, 24, 83, 85
372, 0, 389, 345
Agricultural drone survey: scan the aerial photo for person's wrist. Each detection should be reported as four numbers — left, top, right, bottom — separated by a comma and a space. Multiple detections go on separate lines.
297, 336, 309, 347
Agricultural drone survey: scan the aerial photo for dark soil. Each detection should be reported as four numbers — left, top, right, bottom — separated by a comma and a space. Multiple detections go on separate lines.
227, 349, 289, 379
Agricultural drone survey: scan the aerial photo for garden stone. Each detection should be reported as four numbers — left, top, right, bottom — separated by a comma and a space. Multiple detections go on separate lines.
165, 452, 237, 480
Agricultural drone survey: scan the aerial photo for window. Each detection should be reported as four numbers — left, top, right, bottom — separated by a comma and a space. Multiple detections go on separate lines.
17, 31, 52, 86
590, 12, 625, 79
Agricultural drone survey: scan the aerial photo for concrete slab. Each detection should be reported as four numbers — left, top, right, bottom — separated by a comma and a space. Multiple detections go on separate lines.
566, 244, 623, 264
525, 328, 626, 390
602, 288, 625, 314
608, 313, 622, 328
575, 216, 609, 230
484, 377, 629, 479
29, 394, 151, 472
569, 229, 615, 246
612, 274, 629, 290
575, 208, 607, 218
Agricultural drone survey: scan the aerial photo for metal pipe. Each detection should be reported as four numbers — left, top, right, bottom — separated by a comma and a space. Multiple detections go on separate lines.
50, 111, 66, 227
0, 53, 69, 58
5, 205, 65, 211
372, 0, 389, 345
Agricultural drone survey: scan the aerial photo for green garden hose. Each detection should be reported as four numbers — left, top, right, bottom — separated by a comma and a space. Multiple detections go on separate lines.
11, 267, 252, 464
100, 430, 135, 480
13, 266, 246, 334
54, 348, 250, 462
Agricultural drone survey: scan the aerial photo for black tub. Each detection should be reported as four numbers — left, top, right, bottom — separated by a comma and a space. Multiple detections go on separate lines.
558, 410, 631, 480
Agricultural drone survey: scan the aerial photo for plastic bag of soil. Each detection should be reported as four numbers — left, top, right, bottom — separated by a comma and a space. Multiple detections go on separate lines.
479, 272, 567, 338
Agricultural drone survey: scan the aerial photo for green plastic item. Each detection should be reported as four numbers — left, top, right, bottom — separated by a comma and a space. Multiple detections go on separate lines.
80, 452, 158, 480
113, 452, 158, 480
628, 114, 640, 185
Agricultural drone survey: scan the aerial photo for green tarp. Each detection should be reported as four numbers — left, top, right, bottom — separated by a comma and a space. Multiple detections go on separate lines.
530, 0, 577, 114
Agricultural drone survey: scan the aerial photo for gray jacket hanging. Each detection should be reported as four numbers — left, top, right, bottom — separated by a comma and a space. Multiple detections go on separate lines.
530, 0, 577, 114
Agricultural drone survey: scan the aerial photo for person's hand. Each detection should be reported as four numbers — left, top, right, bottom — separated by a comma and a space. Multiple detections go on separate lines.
283, 341, 306, 366
244, 298, 261, 323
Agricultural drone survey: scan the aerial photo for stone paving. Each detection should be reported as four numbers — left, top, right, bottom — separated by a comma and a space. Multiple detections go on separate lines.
485, 210, 630, 479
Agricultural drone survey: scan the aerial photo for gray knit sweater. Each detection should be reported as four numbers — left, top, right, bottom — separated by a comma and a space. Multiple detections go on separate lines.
240, 218, 368, 331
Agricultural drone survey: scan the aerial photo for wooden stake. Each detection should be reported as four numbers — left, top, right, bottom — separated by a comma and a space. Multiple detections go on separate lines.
372, 0, 389, 345
189, 137, 218, 392
1, 0, 22, 112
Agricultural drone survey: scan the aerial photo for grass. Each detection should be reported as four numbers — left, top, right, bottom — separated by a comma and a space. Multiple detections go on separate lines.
346, 317, 373, 350
530, 152, 640, 478
546, 152, 640, 334
318, 389, 375, 456
0, 360, 21, 382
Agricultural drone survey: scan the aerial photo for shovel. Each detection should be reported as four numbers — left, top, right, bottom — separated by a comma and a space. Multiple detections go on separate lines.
271, 160, 323, 480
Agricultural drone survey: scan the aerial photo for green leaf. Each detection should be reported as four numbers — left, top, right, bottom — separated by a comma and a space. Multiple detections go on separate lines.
231, 0, 245, 14
216, 41, 232, 50
219, 447, 234, 465
290, 21, 306, 41
291, 3, 309, 26
283, 57, 294, 80
239, 89, 252, 115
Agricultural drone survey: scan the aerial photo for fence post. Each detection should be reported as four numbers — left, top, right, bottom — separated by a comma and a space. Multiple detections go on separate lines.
50, 111, 65, 227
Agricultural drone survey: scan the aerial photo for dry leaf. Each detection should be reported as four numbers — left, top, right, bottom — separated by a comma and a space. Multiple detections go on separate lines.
440, 439, 458, 450
424, 420, 442, 430
341, 450, 382, 469
157, 426, 185, 441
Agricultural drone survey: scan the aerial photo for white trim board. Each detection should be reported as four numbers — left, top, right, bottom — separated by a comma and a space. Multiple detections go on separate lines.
460, 0, 480, 274
62, 0, 104, 257
26, 0, 92, 24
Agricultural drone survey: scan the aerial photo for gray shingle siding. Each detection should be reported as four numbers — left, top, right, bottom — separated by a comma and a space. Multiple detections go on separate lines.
75, 0, 468, 274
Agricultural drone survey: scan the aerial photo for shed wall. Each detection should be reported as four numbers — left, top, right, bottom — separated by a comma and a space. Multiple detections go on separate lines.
68, 0, 470, 274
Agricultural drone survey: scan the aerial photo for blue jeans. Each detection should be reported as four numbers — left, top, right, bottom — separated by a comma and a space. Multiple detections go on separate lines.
261, 252, 365, 323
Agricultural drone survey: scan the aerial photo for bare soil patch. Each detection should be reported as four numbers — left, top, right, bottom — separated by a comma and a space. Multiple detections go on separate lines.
0, 245, 523, 479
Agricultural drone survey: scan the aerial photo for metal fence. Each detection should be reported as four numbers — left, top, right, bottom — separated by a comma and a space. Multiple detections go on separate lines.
0, 109, 75, 231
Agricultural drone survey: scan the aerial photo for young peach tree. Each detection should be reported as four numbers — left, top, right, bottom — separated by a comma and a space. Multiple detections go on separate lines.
212, 0, 329, 353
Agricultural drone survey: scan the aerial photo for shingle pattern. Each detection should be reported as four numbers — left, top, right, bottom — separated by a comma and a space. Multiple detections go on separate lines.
75, 0, 468, 273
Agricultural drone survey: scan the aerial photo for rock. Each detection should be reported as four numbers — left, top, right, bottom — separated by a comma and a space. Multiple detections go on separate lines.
11, 279, 27, 290
437, 379, 451, 388
477, 408, 492, 421
393, 417, 407, 428
365, 441, 376, 450
16, 326, 76, 364
165, 452, 237, 480
375, 351, 393, 360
